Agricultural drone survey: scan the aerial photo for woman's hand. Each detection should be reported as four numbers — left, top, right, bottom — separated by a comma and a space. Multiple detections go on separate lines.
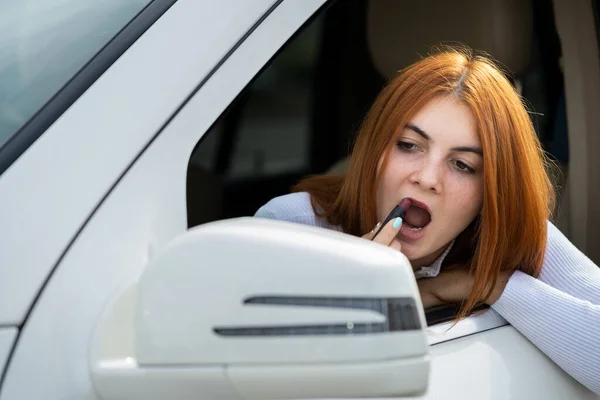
417, 267, 513, 309
361, 217, 403, 252
361, 219, 513, 310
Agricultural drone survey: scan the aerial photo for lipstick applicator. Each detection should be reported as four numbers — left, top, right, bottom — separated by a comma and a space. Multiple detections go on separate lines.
371, 199, 411, 241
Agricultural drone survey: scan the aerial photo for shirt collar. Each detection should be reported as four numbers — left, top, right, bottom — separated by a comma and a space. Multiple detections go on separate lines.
333, 220, 454, 279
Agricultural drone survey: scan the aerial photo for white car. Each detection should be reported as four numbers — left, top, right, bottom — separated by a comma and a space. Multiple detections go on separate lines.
0, 1, 598, 399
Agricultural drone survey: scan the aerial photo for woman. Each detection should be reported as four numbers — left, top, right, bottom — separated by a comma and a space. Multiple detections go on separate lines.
254, 48, 600, 394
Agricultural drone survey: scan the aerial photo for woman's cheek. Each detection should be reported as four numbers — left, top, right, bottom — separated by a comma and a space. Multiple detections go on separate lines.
447, 180, 483, 223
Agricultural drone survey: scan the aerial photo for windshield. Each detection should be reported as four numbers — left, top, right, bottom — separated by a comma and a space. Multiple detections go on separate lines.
0, 0, 153, 151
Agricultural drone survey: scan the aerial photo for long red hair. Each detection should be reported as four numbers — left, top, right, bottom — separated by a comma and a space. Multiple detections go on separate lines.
295, 48, 555, 318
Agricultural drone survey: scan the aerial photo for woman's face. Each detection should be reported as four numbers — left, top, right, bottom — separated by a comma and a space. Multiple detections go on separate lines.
376, 95, 484, 267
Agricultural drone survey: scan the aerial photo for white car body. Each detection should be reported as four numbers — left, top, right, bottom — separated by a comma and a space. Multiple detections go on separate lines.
0, 0, 598, 399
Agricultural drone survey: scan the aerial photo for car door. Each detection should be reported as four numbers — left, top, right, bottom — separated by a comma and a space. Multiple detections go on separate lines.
0, 330, 15, 386
0, 0, 177, 383
0, 0, 326, 399
0, 0, 174, 331
414, 312, 599, 399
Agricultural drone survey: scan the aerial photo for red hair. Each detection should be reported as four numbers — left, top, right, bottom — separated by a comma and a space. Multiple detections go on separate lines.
295, 48, 555, 319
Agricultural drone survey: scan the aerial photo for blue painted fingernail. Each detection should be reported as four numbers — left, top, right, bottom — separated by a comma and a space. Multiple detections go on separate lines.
393, 217, 403, 229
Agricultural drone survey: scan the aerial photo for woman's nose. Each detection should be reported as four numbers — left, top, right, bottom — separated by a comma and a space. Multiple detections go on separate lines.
409, 160, 442, 193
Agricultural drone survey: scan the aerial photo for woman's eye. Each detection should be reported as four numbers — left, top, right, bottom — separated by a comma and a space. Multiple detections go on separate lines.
453, 160, 475, 174
396, 141, 418, 151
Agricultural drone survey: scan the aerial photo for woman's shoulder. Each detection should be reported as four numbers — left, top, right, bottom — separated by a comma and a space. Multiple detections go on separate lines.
544, 220, 584, 263
545, 220, 588, 257
254, 192, 313, 220
254, 192, 341, 231
542, 220, 600, 283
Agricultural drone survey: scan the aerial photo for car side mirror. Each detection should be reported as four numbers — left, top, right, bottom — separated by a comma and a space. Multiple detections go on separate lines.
91, 218, 430, 400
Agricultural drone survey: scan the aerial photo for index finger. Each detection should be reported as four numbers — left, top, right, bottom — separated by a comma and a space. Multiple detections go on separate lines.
371, 216, 403, 246
371, 204, 407, 241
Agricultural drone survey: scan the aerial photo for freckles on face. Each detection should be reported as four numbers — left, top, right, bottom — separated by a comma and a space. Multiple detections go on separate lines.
437, 173, 483, 229
375, 95, 484, 265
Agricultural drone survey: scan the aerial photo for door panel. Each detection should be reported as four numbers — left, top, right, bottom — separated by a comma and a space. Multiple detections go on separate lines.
0, 1, 326, 399
0, 0, 276, 326
0, 329, 16, 381
407, 326, 597, 399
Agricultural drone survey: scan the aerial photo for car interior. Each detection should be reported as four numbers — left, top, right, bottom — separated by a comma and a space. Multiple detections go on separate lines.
185, 0, 596, 325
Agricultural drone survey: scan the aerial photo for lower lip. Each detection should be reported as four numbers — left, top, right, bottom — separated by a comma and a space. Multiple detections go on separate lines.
399, 222, 429, 240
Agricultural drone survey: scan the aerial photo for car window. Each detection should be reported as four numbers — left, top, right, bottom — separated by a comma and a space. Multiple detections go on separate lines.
190, 14, 325, 181
0, 0, 152, 151
188, 0, 569, 225
187, 0, 384, 223
185, 0, 577, 326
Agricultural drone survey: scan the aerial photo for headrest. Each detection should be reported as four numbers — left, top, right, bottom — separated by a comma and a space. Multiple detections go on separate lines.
367, 0, 534, 78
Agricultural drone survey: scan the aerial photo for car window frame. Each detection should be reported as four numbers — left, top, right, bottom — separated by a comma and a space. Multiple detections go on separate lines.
0, 0, 177, 176
181, 0, 511, 346
427, 307, 509, 345
0, 0, 289, 393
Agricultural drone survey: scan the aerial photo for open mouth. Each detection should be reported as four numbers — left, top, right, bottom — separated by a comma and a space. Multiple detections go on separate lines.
401, 199, 432, 232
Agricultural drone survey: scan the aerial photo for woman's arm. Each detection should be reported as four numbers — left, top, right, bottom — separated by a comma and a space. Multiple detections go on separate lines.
490, 222, 600, 395
254, 192, 342, 231
419, 221, 600, 394
535, 222, 600, 303
491, 271, 600, 394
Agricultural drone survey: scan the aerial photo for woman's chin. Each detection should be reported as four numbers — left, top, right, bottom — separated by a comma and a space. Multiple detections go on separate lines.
393, 238, 439, 270
397, 243, 421, 262
399, 243, 434, 269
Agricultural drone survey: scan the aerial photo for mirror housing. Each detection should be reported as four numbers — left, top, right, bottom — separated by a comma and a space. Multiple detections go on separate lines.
92, 218, 430, 400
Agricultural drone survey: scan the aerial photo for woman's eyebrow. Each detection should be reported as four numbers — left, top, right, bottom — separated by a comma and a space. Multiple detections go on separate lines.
405, 123, 430, 140
452, 146, 483, 156
405, 123, 483, 156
